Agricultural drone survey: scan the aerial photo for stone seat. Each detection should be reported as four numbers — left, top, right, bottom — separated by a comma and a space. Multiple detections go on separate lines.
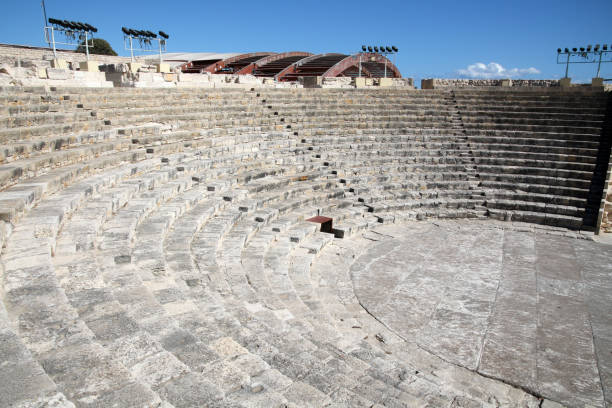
474, 155, 595, 171
468, 141, 597, 156
455, 103, 605, 115
477, 164, 593, 181
471, 148, 597, 165
0, 109, 101, 129
485, 198, 585, 218
484, 189, 586, 207
478, 171, 590, 190
466, 134, 600, 148
487, 208, 584, 228
459, 115, 603, 129
463, 121, 601, 135
0, 118, 116, 142
479, 179, 589, 199
458, 108, 605, 121
0, 150, 151, 225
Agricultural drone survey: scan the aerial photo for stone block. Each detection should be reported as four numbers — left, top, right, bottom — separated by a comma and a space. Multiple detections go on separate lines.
156, 63, 171, 73
128, 62, 142, 73
379, 77, 393, 87
46, 68, 71, 80
500, 79, 512, 87
355, 77, 366, 88
163, 73, 177, 82
79, 60, 99, 72
365, 78, 374, 86
560, 77, 572, 88
592, 77, 604, 88
51, 59, 68, 69
421, 79, 434, 89
303, 76, 322, 88
37, 68, 48, 79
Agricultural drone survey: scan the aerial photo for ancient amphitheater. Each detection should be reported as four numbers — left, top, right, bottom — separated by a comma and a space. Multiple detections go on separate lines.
0, 46, 611, 408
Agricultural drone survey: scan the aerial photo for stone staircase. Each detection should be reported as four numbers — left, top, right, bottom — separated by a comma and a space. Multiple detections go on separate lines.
0, 85, 610, 407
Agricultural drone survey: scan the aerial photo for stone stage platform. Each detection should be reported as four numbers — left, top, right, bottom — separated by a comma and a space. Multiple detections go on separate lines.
315, 220, 612, 408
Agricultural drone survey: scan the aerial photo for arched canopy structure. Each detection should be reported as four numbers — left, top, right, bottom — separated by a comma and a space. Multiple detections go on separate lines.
202, 52, 276, 74
173, 51, 402, 79
168, 52, 240, 73
276, 53, 348, 81
236, 52, 313, 76
323, 53, 401, 79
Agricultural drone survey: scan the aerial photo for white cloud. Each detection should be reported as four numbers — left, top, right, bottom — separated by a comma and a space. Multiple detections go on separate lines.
456, 62, 540, 79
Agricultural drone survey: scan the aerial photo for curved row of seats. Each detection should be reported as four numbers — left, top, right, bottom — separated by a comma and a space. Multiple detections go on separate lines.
259, 88, 609, 230
0, 84, 608, 407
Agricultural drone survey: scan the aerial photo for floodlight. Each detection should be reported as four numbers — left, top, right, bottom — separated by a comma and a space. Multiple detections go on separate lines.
587, 45, 592, 51
159, 31, 169, 39
362, 45, 366, 52
122, 27, 130, 35
374, 46, 379, 52
580, 47, 585, 52
368, 46, 373, 52
604, 45, 608, 51
380, 45, 385, 51
572, 47, 577, 52
557, 48, 561, 53
70, 21, 80, 30
48, 17, 60, 25
594, 44, 600, 51
386, 46, 392, 52
564, 48, 569, 53
392, 46, 398, 52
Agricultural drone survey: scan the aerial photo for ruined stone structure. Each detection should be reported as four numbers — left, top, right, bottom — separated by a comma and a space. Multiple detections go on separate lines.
0, 60, 611, 408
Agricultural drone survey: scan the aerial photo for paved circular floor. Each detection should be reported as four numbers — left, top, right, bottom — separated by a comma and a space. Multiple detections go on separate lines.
345, 220, 612, 408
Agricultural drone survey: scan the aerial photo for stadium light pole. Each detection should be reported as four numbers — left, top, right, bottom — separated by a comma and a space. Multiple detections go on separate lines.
41, 1, 48, 34
557, 45, 611, 78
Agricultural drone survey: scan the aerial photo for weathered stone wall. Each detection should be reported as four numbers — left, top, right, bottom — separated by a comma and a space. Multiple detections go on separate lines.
0, 42, 134, 66
601, 160, 612, 233
422, 78, 560, 88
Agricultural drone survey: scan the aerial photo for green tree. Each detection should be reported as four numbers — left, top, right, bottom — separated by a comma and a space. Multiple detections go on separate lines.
76, 38, 117, 56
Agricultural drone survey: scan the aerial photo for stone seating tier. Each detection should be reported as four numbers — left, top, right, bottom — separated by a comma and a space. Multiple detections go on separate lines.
0, 85, 609, 407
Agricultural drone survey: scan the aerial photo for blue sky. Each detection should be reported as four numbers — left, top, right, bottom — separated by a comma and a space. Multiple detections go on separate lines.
2, 0, 611, 83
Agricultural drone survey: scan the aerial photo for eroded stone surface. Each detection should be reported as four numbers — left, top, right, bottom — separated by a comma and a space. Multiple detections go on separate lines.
350, 220, 612, 407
